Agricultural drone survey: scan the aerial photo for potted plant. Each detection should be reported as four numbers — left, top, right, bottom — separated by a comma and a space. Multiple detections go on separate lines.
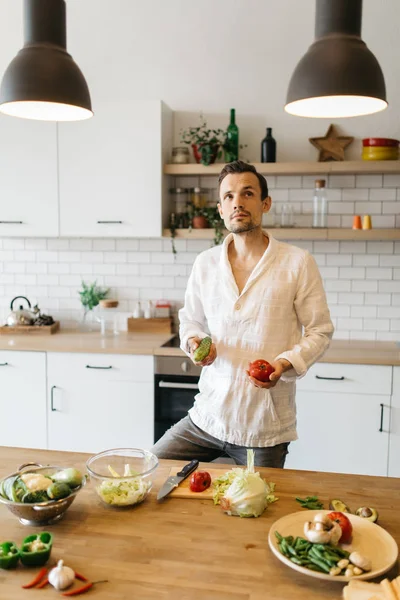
188, 205, 225, 246
78, 280, 110, 330
181, 115, 226, 166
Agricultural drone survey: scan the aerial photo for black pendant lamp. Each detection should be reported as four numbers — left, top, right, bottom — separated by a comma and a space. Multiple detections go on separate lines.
285, 0, 387, 118
0, 0, 93, 121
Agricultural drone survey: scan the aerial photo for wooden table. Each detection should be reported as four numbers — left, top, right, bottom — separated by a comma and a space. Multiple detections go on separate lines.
0, 447, 399, 599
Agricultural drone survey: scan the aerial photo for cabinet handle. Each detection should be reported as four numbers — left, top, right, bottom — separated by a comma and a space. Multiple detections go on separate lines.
158, 381, 199, 390
0, 362, 8, 366
51, 385, 58, 411
86, 365, 113, 370
315, 375, 345, 381
96, 221, 123, 224
0, 221, 23, 224
379, 403, 384, 432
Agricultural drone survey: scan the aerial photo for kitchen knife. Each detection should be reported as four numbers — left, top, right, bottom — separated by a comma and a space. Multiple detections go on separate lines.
157, 459, 199, 500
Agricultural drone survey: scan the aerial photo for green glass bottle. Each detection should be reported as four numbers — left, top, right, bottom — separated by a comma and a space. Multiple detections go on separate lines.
224, 108, 239, 162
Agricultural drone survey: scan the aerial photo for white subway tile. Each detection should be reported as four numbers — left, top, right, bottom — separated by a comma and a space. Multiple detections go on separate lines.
69, 239, 92, 251
338, 318, 363, 330
104, 252, 127, 263
320, 267, 339, 279
342, 188, 369, 201
1, 274, 14, 284
350, 331, 376, 341
340, 241, 366, 254
395, 267, 400, 279
391, 294, 400, 305
382, 202, 400, 215
127, 252, 151, 264
293, 214, 313, 227
5, 263, 25, 273
341, 216, 353, 228
313, 254, 326, 266
14, 250, 36, 262
353, 255, 379, 266
25, 239, 46, 250
396, 215, 400, 227
163, 265, 187, 276
94, 264, 116, 275
164, 289, 185, 301
302, 175, 328, 189
326, 292, 338, 304
379, 281, 400, 293
367, 241, 394, 254
390, 319, 400, 331
126, 276, 152, 288
276, 176, 302, 188
186, 240, 212, 252
15, 274, 36, 285
150, 252, 175, 265
71, 264, 93, 274
25, 285, 47, 296
328, 202, 354, 215
339, 267, 365, 279
81, 252, 103, 263
353, 279, 377, 294
350, 306, 377, 318
40, 298, 59, 309
139, 239, 163, 252
174, 276, 189, 289
377, 332, 400, 341
326, 254, 352, 266
380, 255, 400, 267
48, 287, 70, 298
177, 176, 200, 188
397, 189, 400, 201
37, 251, 58, 262
59, 275, 81, 286
152, 276, 174, 289
325, 279, 351, 292
37, 274, 59, 285
116, 264, 139, 275
175, 253, 199, 265
301, 201, 313, 214
367, 215, 395, 227
363, 319, 390, 331
139, 288, 164, 300
47, 239, 69, 250
3, 239, 24, 250
289, 189, 312, 202
333, 330, 350, 340
365, 293, 391, 305
269, 189, 289, 202
383, 175, 400, 187
366, 267, 392, 280
93, 239, 115, 251
58, 251, 81, 263
105, 275, 128, 287
48, 263, 70, 274
329, 175, 355, 188
26, 263, 47, 274
162, 239, 187, 253
59, 299, 81, 310
378, 307, 400, 318
116, 239, 139, 251
369, 188, 396, 201
290, 240, 313, 251
326, 189, 342, 201
314, 241, 339, 253
355, 202, 382, 215
338, 292, 364, 305
330, 305, 350, 317
356, 174, 382, 188
139, 264, 162, 276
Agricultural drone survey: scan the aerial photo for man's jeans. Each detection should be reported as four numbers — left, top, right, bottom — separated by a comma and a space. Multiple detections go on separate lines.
151, 415, 290, 468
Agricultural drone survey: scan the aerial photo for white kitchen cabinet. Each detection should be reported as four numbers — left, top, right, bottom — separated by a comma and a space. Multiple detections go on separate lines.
388, 366, 400, 477
58, 100, 172, 237
285, 363, 392, 476
0, 116, 58, 237
47, 352, 154, 453
0, 351, 47, 448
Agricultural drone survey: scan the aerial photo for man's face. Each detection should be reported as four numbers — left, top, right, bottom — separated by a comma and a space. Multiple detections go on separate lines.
218, 172, 271, 234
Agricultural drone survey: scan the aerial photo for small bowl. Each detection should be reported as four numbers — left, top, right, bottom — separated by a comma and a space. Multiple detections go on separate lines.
362, 137, 399, 147
0, 463, 86, 526
86, 448, 158, 508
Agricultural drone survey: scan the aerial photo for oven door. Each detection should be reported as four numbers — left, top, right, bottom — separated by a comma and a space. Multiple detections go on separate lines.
154, 374, 199, 443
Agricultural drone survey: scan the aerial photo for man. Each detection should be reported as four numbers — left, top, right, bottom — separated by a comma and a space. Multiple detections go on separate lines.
152, 160, 334, 467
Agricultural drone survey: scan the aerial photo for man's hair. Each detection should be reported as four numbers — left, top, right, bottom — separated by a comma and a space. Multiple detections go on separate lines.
218, 160, 269, 200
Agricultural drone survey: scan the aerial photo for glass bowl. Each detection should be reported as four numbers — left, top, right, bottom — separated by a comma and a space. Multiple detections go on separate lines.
0, 462, 86, 526
86, 448, 158, 508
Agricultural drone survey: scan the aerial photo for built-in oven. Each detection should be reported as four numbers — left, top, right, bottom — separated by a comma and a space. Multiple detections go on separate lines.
154, 351, 202, 443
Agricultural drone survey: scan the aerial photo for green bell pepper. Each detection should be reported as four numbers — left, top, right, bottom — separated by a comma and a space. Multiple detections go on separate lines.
20, 532, 53, 567
0, 541, 20, 569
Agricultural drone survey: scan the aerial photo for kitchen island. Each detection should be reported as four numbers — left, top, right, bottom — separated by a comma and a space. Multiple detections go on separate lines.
1, 447, 399, 599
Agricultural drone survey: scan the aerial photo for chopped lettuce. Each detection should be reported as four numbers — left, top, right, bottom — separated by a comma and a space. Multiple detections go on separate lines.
98, 463, 149, 506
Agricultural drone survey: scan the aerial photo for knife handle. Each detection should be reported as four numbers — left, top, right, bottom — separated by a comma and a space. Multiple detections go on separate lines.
176, 459, 199, 479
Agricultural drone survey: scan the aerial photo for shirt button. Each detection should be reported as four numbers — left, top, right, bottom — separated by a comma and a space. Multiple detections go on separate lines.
235, 303, 241, 310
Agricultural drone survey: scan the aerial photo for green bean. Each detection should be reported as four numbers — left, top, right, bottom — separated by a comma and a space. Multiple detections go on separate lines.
286, 545, 298, 557
289, 556, 303, 565
275, 531, 283, 543
308, 556, 331, 573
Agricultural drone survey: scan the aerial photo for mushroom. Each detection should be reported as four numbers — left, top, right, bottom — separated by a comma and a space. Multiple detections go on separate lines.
329, 521, 343, 546
304, 521, 332, 544
349, 551, 371, 572
303, 513, 343, 545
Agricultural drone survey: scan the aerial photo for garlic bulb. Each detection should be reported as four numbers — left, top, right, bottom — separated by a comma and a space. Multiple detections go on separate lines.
49, 559, 75, 590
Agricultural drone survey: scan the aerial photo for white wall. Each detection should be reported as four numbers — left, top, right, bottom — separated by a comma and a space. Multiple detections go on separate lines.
1, 0, 398, 161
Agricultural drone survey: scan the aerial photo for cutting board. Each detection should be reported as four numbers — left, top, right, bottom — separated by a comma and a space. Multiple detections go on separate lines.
167, 466, 229, 499
0, 321, 60, 335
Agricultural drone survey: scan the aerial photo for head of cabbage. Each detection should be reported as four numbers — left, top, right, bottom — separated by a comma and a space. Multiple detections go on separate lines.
213, 449, 277, 518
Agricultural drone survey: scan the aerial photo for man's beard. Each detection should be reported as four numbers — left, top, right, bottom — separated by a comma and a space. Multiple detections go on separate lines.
228, 219, 257, 234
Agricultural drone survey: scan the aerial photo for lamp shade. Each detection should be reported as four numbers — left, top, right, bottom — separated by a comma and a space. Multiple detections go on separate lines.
285, 0, 387, 118
0, 0, 92, 121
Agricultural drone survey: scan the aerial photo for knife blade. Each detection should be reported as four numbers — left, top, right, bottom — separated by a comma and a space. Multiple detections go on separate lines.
157, 459, 199, 500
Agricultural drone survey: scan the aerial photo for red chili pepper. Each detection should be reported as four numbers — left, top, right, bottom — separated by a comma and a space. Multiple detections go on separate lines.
62, 580, 108, 596
22, 567, 48, 589
36, 577, 49, 589
74, 571, 88, 582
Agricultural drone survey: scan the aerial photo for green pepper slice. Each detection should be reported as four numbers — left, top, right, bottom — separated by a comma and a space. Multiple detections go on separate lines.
20, 532, 53, 567
0, 541, 20, 569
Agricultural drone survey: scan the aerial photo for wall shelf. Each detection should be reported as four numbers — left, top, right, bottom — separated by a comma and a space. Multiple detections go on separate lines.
163, 228, 400, 241
164, 160, 400, 176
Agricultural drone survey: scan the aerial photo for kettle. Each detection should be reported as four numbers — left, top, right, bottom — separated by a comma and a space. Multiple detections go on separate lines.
6, 296, 37, 326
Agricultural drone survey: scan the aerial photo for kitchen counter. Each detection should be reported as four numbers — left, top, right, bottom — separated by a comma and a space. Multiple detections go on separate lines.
1, 447, 399, 599
0, 330, 400, 365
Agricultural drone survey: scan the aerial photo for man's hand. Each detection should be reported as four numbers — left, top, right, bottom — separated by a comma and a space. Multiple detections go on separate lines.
189, 337, 217, 367
246, 358, 292, 389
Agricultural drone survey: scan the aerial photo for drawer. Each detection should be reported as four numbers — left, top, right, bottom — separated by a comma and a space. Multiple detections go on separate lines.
296, 362, 392, 395
47, 352, 153, 383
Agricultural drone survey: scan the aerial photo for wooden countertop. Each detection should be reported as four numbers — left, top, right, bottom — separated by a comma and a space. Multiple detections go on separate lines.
0, 447, 399, 599
0, 330, 399, 365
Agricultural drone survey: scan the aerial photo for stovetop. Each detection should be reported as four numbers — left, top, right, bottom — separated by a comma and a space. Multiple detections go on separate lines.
161, 335, 181, 348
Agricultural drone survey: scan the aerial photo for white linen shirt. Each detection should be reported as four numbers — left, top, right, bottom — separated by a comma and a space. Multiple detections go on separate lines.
179, 231, 334, 447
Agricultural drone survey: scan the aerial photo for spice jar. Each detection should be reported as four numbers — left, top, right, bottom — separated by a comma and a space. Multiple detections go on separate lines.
170, 187, 189, 228
171, 147, 190, 164
189, 187, 210, 208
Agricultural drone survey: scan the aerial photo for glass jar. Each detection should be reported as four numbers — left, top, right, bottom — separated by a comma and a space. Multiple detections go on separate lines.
189, 187, 210, 208
171, 147, 190, 164
170, 187, 189, 228
313, 179, 327, 228
280, 203, 295, 227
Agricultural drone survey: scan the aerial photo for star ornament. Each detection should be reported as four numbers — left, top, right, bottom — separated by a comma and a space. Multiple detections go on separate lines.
309, 124, 354, 162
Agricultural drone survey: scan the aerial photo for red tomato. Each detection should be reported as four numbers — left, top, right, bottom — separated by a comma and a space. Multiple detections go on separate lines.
327, 512, 353, 544
248, 359, 274, 382
189, 471, 211, 493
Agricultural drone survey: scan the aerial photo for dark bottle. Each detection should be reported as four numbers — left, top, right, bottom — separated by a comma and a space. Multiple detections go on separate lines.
261, 127, 276, 163
224, 108, 239, 163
